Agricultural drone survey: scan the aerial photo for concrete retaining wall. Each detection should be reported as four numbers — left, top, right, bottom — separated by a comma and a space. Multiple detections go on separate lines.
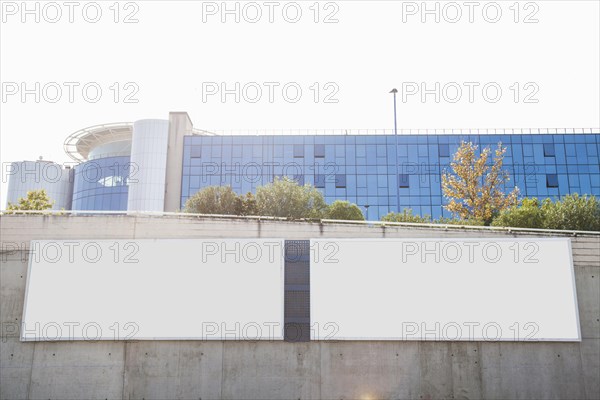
1, 215, 599, 399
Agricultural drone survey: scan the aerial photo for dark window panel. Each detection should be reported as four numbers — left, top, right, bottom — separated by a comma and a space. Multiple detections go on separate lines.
546, 174, 559, 188
314, 144, 325, 158
314, 174, 325, 188
399, 174, 410, 188
543, 143, 555, 157
439, 144, 450, 157
335, 174, 346, 188
191, 146, 202, 158
294, 144, 304, 158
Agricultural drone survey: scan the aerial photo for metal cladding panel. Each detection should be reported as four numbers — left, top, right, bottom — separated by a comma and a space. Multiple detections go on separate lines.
6, 161, 73, 210
127, 119, 170, 212
22, 239, 285, 341
310, 238, 581, 341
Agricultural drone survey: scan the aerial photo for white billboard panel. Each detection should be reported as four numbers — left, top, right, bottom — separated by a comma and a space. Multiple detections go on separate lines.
311, 238, 580, 341
22, 239, 285, 341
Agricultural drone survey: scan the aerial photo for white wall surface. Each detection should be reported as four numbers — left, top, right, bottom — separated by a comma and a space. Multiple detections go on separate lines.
311, 238, 581, 341
22, 239, 285, 341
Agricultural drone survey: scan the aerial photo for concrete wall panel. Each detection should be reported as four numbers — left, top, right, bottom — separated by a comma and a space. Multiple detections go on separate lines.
450, 342, 483, 400
418, 342, 454, 399
221, 342, 320, 400
480, 342, 585, 400
1, 256, 31, 400
3, 215, 598, 249
1, 257, 27, 325
0, 339, 33, 400
320, 342, 420, 400
28, 342, 125, 400
575, 266, 600, 339
123, 341, 222, 400
580, 339, 600, 399
0, 215, 136, 245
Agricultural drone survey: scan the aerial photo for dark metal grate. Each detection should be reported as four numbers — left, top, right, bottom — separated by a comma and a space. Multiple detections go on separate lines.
284, 240, 310, 342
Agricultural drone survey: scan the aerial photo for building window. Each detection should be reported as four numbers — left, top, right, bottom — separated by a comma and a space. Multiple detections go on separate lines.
293, 174, 305, 185
335, 174, 346, 188
543, 143, 555, 157
546, 174, 559, 188
399, 174, 410, 188
98, 176, 125, 187
314, 144, 325, 158
191, 146, 202, 158
315, 174, 325, 188
439, 144, 450, 157
293, 144, 304, 158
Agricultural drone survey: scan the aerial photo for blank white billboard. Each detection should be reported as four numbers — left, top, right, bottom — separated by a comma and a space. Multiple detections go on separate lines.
311, 238, 580, 341
22, 239, 285, 341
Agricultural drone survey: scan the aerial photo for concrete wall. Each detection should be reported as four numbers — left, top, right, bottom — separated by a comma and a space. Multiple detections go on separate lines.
163, 112, 193, 212
1, 215, 598, 400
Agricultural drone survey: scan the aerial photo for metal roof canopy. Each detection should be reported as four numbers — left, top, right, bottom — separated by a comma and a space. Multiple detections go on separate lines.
64, 123, 217, 162
64, 123, 134, 162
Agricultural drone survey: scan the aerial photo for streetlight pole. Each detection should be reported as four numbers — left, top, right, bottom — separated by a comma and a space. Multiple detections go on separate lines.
389, 88, 398, 136
390, 88, 400, 213
363, 205, 370, 221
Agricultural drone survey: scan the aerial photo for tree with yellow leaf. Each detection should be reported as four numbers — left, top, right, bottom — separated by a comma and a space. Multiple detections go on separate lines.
442, 141, 519, 225
6, 189, 54, 212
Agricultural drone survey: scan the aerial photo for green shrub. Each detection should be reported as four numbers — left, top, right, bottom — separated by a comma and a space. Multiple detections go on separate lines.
381, 209, 432, 223
326, 200, 365, 221
491, 198, 545, 228
255, 177, 328, 219
435, 217, 486, 226
237, 192, 258, 216
183, 186, 241, 215
491, 194, 600, 231
381, 210, 485, 226
541, 194, 600, 231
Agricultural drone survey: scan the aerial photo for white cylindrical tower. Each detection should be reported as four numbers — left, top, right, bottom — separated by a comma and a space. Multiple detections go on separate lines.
6, 160, 73, 210
127, 119, 170, 212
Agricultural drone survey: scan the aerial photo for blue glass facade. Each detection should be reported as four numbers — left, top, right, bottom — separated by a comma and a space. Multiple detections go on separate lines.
181, 134, 600, 220
72, 156, 131, 211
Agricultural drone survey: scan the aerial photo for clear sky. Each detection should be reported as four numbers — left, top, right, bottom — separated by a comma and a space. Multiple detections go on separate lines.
1, 0, 599, 205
